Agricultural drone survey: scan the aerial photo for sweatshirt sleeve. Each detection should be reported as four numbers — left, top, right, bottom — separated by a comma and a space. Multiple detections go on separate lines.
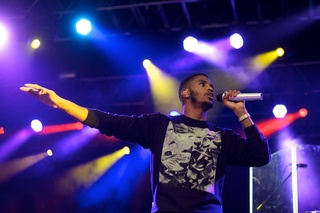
224, 125, 271, 167
82, 108, 166, 149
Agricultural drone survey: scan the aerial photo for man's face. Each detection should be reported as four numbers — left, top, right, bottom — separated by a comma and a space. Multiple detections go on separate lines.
188, 75, 214, 111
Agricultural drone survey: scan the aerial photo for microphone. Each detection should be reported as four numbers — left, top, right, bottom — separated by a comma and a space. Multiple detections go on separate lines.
216, 93, 263, 102
290, 163, 308, 168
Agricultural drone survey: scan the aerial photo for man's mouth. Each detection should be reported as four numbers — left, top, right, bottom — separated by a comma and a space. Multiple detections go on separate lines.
206, 93, 214, 100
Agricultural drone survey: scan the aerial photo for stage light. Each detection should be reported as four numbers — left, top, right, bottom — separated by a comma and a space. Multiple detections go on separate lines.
183, 36, 198, 52
30, 39, 41, 49
0, 24, 8, 48
197, 43, 216, 54
47, 149, 53, 156
76, 19, 92, 35
144, 60, 160, 76
169, 111, 180, 116
276, 47, 285, 57
256, 108, 307, 137
142, 59, 152, 68
0, 129, 34, 162
31, 119, 43, 132
52, 126, 97, 160
144, 61, 180, 115
0, 127, 4, 135
38, 122, 83, 134
298, 108, 308, 117
0, 152, 47, 184
123, 146, 130, 155
229, 33, 243, 49
54, 146, 131, 195
273, 104, 287, 118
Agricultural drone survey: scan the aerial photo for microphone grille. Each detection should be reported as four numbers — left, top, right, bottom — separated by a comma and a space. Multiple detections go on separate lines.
216, 94, 223, 102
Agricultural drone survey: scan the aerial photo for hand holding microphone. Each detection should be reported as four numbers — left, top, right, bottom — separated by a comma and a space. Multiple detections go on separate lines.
216, 92, 263, 102
216, 90, 260, 126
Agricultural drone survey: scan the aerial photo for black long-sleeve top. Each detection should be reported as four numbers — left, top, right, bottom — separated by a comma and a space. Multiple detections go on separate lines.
83, 109, 271, 213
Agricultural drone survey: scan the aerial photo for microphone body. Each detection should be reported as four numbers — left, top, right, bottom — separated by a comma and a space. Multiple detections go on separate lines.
216, 93, 263, 102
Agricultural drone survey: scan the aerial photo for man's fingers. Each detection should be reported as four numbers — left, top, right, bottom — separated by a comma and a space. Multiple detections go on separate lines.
39, 89, 48, 95
23, 83, 44, 91
223, 90, 241, 100
20, 84, 53, 102
24, 83, 40, 87
20, 86, 39, 93
21, 84, 49, 94
19, 87, 28, 92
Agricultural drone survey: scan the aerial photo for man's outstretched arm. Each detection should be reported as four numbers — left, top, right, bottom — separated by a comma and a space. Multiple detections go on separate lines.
20, 83, 88, 122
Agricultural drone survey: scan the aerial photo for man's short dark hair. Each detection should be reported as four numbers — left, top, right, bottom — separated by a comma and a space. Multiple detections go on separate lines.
178, 73, 209, 102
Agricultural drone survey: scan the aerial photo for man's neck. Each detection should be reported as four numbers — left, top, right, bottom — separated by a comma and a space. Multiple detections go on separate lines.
181, 104, 207, 121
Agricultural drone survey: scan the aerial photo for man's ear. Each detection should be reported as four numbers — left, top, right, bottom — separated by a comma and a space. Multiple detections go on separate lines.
181, 88, 190, 99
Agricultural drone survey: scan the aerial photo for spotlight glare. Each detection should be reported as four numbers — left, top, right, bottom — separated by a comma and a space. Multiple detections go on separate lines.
123, 146, 130, 155
0, 25, 8, 47
31, 39, 41, 49
47, 149, 53, 156
298, 108, 308, 117
230, 33, 244, 49
31, 119, 43, 132
273, 104, 287, 118
76, 19, 92, 35
142, 59, 152, 68
183, 36, 198, 52
276, 48, 285, 57
197, 43, 216, 54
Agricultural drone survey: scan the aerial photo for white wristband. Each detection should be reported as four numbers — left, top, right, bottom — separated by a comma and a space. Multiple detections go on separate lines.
238, 113, 250, 122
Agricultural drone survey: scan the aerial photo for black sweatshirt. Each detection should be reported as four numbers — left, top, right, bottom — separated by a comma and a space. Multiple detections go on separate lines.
83, 109, 271, 213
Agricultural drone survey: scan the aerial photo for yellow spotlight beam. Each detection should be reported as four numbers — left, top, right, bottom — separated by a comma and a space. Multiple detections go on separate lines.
54, 146, 129, 195
248, 48, 284, 72
0, 152, 48, 184
144, 60, 180, 114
